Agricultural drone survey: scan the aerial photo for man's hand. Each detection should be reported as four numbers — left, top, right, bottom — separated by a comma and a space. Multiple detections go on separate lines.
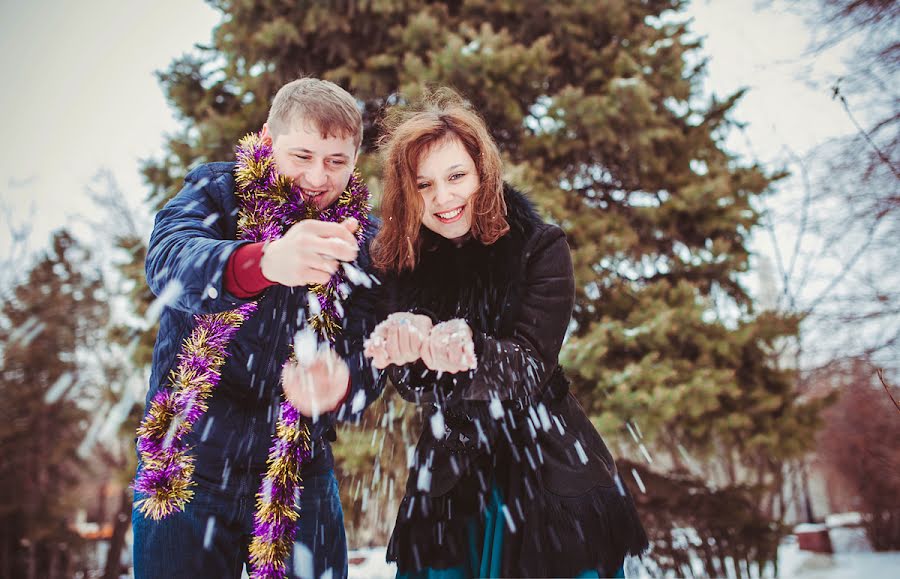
364, 312, 433, 369
281, 348, 350, 419
261, 218, 359, 286
421, 319, 477, 374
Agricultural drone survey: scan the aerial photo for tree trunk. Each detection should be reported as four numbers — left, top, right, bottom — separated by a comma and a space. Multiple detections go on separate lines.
47, 544, 58, 579
102, 487, 131, 579
0, 516, 10, 579
25, 540, 35, 579
97, 482, 109, 525
800, 458, 816, 523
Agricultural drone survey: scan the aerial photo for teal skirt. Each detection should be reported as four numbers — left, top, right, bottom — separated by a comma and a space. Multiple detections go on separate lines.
396, 485, 625, 578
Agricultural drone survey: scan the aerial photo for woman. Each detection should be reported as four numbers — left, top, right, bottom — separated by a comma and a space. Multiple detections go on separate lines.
364, 90, 648, 578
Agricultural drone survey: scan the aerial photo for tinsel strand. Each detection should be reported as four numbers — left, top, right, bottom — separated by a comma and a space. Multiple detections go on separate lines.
248, 403, 312, 578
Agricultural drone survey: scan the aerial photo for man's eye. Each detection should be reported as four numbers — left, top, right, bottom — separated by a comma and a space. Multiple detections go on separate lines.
294, 155, 311, 161
329, 159, 347, 166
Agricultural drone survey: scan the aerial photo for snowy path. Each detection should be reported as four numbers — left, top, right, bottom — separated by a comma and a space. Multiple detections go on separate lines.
347, 543, 900, 579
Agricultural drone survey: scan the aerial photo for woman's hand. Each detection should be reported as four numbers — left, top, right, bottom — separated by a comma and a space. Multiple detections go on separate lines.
364, 312, 433, 369
421, 318, 477, 374
281, 348, 350, 419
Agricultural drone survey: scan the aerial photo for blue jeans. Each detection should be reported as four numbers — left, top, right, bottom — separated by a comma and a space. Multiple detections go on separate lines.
132, 468, 347, 579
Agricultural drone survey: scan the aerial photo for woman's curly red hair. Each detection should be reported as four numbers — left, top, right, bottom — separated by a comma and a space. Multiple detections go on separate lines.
372, 89, 509, 273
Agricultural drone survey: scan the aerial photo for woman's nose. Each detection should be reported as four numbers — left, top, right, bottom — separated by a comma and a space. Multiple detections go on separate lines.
433, 182, 453, 206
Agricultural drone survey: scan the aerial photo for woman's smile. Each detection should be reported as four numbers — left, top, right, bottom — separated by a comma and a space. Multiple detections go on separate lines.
434, 205, 466, 223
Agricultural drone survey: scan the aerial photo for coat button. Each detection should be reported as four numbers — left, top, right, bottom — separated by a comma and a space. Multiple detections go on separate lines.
207, 286, 219, 299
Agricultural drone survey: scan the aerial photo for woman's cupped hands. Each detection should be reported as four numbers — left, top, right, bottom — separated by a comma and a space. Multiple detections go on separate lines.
364, 313, 477, 373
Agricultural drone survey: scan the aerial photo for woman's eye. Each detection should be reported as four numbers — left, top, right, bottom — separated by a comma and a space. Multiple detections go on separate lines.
449, 172, 465, 181
417, 182, 431, 190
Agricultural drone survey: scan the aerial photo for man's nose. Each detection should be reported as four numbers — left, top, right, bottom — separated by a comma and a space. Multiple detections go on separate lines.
305, 161, 328, 188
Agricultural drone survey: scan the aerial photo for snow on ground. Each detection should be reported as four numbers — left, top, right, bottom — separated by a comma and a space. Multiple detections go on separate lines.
348, 529, 900, 578
778, 526, 900, 578
779, 545, 900, 578
348, 546, 394, 579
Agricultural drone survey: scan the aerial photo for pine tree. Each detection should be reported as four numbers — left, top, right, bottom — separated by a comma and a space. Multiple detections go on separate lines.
138, 0, 829, 552
0, 231, 110, 578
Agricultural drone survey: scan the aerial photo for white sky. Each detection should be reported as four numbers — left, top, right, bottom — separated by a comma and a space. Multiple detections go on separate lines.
0, 0, 219, 249
0, 0, 856, 259
692, 0, 856, 158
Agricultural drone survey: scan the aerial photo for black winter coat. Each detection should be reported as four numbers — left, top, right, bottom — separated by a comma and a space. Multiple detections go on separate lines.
380, 186, 648, 577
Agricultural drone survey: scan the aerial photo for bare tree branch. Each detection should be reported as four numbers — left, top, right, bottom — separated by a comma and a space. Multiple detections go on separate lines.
876, 367, 900, 413
832, 81, 900, 179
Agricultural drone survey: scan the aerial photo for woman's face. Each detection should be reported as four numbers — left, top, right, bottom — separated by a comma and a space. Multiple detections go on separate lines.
416, 137, 480, 240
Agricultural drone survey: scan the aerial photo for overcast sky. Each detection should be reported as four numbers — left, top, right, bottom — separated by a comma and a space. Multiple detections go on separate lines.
0, 0, 855, 256
0, 0, 219, 249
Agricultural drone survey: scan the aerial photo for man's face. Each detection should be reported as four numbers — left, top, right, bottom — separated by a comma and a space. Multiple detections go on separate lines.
262, 121, 358, 210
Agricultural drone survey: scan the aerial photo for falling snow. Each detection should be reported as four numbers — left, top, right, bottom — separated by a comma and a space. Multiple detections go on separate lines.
145, 279, 183, 325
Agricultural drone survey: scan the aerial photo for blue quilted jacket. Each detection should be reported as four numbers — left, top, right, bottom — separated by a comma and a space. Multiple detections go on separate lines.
142, 162, 382, 485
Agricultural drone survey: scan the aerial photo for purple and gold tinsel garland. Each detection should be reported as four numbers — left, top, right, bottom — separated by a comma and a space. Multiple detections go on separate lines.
133, 132, 371, 578
248, 401, 312, 577
133, 302, 258, 518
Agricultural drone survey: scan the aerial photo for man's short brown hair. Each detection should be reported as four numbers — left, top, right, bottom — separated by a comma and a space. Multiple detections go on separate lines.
267, 78, 363, 148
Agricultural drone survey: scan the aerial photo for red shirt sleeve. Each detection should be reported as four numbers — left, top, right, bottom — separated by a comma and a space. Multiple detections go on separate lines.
224, 241, 276, 298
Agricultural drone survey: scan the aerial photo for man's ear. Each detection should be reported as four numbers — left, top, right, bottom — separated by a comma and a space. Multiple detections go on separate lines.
260, 123, 273, 145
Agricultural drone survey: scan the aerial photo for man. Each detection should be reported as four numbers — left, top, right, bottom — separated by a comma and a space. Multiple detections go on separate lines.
132, 78, 381, 579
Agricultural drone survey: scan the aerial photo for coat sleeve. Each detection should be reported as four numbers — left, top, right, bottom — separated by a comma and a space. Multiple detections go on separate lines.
145, 165, 257, 315
460, 224, 575, 404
